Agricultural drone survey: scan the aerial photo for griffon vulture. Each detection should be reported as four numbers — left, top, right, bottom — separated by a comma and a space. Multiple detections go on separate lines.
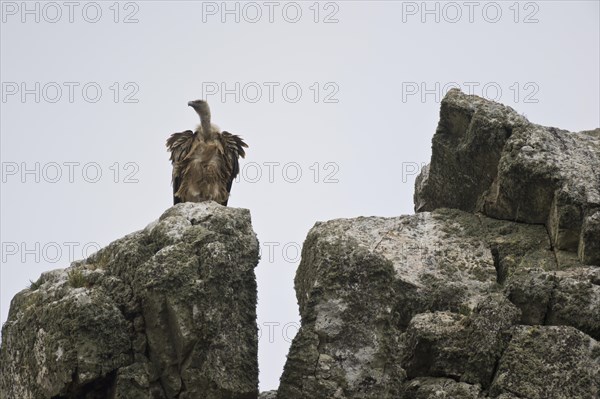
166, 100, 247, 206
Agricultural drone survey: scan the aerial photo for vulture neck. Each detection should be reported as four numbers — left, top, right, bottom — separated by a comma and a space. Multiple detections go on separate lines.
197, 108, 215, 141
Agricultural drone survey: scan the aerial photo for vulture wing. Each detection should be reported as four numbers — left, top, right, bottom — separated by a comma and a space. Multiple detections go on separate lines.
166, 130, 195, 205
220, 132, 248, 206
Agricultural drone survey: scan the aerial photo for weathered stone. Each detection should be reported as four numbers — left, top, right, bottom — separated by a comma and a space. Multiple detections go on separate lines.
113, 363, 151, 398
258, 390, 278, 399
415, 89, 600, 264
546, 267, 600, 340
400, 377, 483, 399
460, 295, 521, 386
277, 209, 567, 398
272, 90, 598, 398
580, 211, 600, 265
505, 270, 555, 325
414, 89, 528, 215
505, 267, 600, 340
490, 325, 600, 399
278, 221, 406, 399
0, 268, 131, 399
401, 311, 470, 381
0, 202, 259, 399
400, 295, 519, 388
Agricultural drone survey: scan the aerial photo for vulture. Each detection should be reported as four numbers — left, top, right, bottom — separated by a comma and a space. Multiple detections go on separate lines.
166, 100, 248, 206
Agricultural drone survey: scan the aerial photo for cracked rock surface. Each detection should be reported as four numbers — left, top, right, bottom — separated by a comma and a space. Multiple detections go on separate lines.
0, 202, 259, 399
414, 88, 600, 264
276, 90, 599, 398
277, 209, 599, 398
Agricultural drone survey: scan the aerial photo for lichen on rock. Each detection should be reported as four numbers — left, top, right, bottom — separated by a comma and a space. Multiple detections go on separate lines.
277, 89, 599, 398
1, 202, 260, 399
414, 88, 600, 264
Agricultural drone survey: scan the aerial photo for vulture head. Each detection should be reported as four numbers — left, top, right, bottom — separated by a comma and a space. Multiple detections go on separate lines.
188, 99, 210, 114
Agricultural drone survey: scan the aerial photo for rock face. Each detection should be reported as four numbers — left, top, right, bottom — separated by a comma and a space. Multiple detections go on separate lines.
489, 325, 599, 398
258, 391, 278, 399
277, 210, 600, 398
414, 88, 600, 264
0, 202, 260, 399
276, 90, 599, 398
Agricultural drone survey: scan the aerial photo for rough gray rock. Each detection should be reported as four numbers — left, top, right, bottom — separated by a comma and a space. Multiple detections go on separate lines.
490, 325, 600, 399
0, 202, 260, 399
258, 390, 278, 399
278, 210, 507, 399
506, 267, 600, 340
400, 295, 520, 387
414, 88, 600, 264
400, 377, 484, 399
276, 90, 599, 398
276, 207, 597, 398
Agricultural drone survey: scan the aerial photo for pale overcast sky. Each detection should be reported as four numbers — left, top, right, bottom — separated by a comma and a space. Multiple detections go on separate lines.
1, 0, 599, 391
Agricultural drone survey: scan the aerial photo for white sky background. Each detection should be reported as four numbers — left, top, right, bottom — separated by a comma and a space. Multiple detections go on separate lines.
1, 0, 599, 392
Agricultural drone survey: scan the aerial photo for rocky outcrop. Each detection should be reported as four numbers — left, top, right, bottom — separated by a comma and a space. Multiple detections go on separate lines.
276, 90, 599, 398
2, 89, 598, 399
0, 202, 260, 399
414, 89, 600, 264
277, 209, 599, 398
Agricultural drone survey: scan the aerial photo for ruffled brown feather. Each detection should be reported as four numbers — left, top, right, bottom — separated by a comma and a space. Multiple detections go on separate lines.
166, 127, 247, 206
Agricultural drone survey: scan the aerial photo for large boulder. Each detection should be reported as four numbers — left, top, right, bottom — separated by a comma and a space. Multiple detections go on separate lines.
0, 202, 260, 399
276, 89, 599, 398
277, 208, 598, 398
414, 88, 600, 264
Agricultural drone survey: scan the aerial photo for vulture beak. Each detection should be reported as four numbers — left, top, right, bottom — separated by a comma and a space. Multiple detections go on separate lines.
188, 100, 208, 109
